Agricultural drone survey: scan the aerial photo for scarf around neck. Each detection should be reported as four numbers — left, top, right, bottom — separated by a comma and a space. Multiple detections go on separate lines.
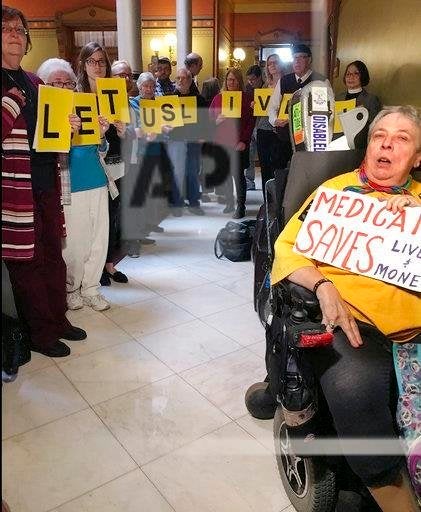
343, 163, 413, 196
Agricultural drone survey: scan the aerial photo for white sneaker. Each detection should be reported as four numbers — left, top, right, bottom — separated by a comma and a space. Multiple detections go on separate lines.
67, 291, 84, 310
83, 294, 110, 311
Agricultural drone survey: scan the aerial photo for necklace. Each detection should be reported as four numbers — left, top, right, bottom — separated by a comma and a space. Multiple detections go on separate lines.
2, 68, 33, 104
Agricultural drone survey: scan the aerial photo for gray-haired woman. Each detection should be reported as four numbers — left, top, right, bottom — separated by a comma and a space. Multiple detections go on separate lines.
125, 72, 171, 256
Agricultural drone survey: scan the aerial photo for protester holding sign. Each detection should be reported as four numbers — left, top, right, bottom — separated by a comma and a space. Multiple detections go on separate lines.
36, 57, 78, 207
63, 42, 114, 312
2, 6, 86, 358
268, 44, 326, 170
97, 59, 132, 287
271, 106, 421, 511
255, 53, 283, 197
125, 72, 172, 257
209, 67, 255, 218
168, 67, 208, 216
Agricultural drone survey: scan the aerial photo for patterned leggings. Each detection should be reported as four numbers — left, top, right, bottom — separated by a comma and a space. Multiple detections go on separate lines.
393, 338, 421, 499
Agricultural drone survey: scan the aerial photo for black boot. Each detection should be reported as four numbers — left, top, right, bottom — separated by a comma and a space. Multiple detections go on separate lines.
232, 204, 246, 219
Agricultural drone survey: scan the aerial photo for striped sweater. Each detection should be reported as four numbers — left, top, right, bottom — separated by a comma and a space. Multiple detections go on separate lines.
2, 71, 64, 260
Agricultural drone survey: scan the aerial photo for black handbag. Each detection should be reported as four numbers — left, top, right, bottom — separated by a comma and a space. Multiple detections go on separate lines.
2, 313, 31, 378
214, 220, 257, 262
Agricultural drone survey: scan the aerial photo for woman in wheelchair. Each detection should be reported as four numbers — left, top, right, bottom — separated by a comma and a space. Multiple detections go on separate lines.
270, 106, 421, 511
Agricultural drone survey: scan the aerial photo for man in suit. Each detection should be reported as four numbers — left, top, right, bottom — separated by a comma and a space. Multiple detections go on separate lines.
268, 44, 326, 169
184, 53, 203, 95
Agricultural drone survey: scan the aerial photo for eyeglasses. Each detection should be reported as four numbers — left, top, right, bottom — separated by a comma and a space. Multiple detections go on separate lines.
86, 58, 107, 68
2, 25, 28, 36
345, 71, 360, 77
293, 54, 310, 61
113, 73, 131, 79
47, 81, 76, 89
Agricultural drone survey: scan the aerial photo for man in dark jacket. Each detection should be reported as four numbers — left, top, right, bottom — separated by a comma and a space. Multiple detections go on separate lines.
268, 44, 326, 169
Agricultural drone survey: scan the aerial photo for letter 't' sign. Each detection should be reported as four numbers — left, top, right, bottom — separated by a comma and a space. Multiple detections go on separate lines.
96, 77, 130, 123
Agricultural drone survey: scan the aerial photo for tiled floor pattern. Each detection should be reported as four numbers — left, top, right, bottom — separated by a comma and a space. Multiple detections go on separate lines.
2, 192, 294, 512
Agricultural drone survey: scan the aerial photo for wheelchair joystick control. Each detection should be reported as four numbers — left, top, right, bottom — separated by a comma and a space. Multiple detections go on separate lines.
290, 298, 308, 324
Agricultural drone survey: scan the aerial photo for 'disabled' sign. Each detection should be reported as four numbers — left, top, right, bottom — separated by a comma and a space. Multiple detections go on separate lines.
294, 187, 421, 291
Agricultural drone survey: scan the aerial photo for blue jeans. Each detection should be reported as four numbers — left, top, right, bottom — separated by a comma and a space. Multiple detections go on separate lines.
185, 143, 201, 207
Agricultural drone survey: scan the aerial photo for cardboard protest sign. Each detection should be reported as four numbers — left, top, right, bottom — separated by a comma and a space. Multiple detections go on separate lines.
178, 96, 197, 124
277, 93, 293, 120
253, 88, 273, 116
221, 91, 242, 118
34, 85, 73, 152
139, 99, 162, 134
155, 95, 184, 127
334, 99, 357, 134
96, 77, 130, 123
72, 92, 101, 146
294, 187, 421, 292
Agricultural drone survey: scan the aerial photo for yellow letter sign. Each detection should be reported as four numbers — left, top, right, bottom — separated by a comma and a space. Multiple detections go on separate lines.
72, 92, 101, 146
254, 88, 273, 116
96, 77, 130, 123
221, 91, 242, 118
35, 85, 73, 152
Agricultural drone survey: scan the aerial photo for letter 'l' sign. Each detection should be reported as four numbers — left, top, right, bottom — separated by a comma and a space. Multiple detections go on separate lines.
34, 85, 73, 152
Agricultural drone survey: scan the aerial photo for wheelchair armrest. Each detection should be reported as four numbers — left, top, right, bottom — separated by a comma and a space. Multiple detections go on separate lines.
274, 280, 321, 321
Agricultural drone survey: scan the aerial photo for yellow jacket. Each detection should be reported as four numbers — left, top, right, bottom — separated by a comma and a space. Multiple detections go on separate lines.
272, 170, 421, 341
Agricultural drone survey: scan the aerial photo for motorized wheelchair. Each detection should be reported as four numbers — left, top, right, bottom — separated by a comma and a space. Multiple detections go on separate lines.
245, 89, 398, 511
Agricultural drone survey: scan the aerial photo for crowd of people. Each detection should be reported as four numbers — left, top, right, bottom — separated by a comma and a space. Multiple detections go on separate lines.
1, 4, 384, 358
3, 4, 420, 512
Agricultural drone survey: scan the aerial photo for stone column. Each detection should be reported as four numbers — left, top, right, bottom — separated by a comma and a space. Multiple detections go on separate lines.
176, 0, 192, 68
116, 0, 142, 73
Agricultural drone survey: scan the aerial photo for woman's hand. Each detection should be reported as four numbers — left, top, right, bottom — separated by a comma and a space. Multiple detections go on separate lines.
274, 119, 288, 128
135, 127, 145, 139
8, 87, 26, 106
379, 195, 421, 213
98, 115, 110, 137
114, 120, 126, 138
316, 283, 363, 348
216, 114, 226, 125
68, 114, 81, 134
235, 141, 246, 151
146, 132, 157, 142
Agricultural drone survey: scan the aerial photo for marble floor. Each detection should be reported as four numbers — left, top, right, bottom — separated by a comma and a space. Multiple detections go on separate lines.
2, 189, 294, 512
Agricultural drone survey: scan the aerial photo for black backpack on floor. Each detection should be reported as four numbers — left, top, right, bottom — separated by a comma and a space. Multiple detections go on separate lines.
214, 220, 257, 262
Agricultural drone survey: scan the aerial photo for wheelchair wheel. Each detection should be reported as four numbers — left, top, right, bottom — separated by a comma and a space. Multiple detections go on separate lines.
273, 406, 336, 512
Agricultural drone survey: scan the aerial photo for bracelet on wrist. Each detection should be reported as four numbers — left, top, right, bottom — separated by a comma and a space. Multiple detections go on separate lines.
313, 278, 333, 295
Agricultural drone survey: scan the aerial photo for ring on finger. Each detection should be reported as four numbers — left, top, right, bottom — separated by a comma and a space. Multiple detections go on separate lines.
328, 320, 335, 329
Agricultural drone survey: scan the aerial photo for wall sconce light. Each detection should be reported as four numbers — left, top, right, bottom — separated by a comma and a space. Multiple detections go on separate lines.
232, 47, 246, 68
150, 38, 162, 58
218, 47, 246, 69
218, 48, 228, 63
164, 33, 177, 66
